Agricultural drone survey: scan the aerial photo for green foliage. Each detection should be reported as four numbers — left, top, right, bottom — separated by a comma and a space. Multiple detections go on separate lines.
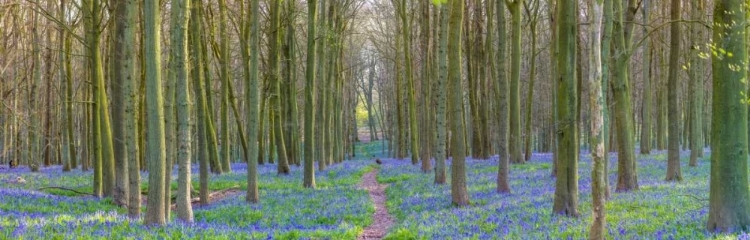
431, 0, 448, 6
384, 227, 420, 240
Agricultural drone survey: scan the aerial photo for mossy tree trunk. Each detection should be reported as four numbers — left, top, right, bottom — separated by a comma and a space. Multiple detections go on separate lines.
552, 0, 578, 217
143, 0, 167, 225
588, 0, 606, 238
707, 0, 750, 231
449, 0, 469, 207
665, 0, 682, 182
495, 0, 510, 193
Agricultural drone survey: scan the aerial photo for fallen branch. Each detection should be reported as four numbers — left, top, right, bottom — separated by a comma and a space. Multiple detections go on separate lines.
38, 187, 95, 196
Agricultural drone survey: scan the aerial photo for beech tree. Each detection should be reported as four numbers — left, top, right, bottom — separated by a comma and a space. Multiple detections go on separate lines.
707, 0, 750, 231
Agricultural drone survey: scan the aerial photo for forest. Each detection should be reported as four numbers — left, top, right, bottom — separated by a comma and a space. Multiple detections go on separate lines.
0, 0, 748, 238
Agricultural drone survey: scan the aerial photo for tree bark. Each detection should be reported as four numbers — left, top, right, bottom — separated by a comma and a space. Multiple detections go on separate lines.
665, 0, 682, 182
143, 0, 167, 225
304, 0, 318, 188
495, 0, 510, 193
708, 0, 750, 231
506, 0, 523, 164
172, 0, 193, 222
552, 0, 579, 217
588, 0, 606, 238
449, 0, 469, 207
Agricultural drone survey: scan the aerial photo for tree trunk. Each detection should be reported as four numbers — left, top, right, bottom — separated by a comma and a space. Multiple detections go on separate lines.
449, 0, 469, 207
611, 0, 638, 192
588, 0, 606, 238
244, 0, 261, 203
112, 0, 139, 209
708, 0, 750, 231
190, 0, 210, 206
316, 0, 328, 171
143, 0, 167, 225
552, 0, 579, 217
688, 0, 704, 166
434, 4, 449, 185
665, 0, 682, 182
639, 0, 651, 155
172, 0, 193, 222
506, 0, 523, 164
269, 0, 290, 175
495, 0, 510, 193
218, 0, 232, 173
303, 0, 318, 188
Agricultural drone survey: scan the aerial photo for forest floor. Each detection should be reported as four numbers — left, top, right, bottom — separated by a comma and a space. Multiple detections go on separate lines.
357, 169, 394, 240
4, 141, 750, 239
375, 149, 750, 239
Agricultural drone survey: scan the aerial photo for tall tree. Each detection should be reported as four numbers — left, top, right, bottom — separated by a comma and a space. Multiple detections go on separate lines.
111, 0, 138, 208
190, 0, 210, 205
588, 0, 607, 237
395, 0, 420, 165
304, 0, 318, 188
316, 0, 329, 171
61, 0, 77, 172
244, 0, 261, 203
665, 0, 682, 181
434, 3, 448, 185
218, 0, 232, 173
523, 0, 540, 162
419, 0, 433, 171
123, 0, 140, 217
172, 0, 193, 222
143, 0, 167, 225
269, 0, 290, 174
449, 0, 469, 206
495, 0, 510, 192
552, 0, 578, 217
611, 0, 639, 192
83, 0, 115, 197
707, 0, 750, 231
688, 0, 704, 166
639, 0, 651, 155
505, 0, 523, 164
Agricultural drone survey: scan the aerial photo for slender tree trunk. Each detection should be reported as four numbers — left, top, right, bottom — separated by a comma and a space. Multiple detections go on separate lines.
304, 0, 318, 188
434, 4, 449, 185
395, 0, 419, 165
523, 17, 537, 162
316, 0, 328, 171
506, 0, 523, 164
449, 0, 469, 206
190, 0, 209, 205
125, 0, 140, 218
269, 0, 290, 175
639, 0, 651, 155
588, 0, 606, 238
143, 0, 167, 225
218, 0, 232, 173
112, 0, 138, 208
419, 0, 433, 172
688, 0, 704, 166
172, 0, 193, 222
495, 0, 510, 192
612, 0, 638, 192
665, 0, 682, 181
243, 0, 261, 203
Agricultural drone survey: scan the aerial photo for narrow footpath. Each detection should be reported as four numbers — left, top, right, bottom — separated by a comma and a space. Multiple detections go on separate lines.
357, 168, 395, 240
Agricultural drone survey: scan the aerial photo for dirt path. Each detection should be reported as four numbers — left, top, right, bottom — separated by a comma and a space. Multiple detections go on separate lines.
357, 169, 395, 240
